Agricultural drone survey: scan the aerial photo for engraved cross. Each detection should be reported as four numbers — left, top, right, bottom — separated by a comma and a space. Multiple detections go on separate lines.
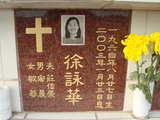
26, 18, 52, 52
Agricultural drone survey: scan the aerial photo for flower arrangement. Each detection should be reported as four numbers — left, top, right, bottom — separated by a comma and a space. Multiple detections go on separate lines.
121, 32, 160, 103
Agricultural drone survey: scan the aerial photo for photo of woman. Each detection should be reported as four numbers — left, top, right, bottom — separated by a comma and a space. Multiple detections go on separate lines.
61, 15, 85, 45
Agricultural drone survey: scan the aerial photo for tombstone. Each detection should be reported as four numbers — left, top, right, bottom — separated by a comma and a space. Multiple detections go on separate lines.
15, 9, 131, 112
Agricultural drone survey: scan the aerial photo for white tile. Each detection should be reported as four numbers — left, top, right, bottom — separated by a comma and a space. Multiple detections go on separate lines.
127, 10, 148, 79
149, 111, 160, 118
146, 11, 160, 34
123, 80, 136, 111
0, 48, 2, 78
0, 9, 18, 78
11, 112, 26, 119
0, 79, 4, 85
27, 112, 96, 120
97, 112, 134, 119
131, 10, 147, 35
126, 61, 137, 79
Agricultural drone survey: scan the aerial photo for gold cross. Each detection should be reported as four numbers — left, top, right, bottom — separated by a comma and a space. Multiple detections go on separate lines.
26, 18, 52, 52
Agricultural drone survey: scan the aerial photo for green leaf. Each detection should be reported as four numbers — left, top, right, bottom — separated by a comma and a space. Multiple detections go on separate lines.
137, 84, 142, 89
128, 84, 137, 90
146, 92, 152, 104
141, 86, 145, 93
150, 76, 156, 82
139, 61, 146, 67
129, 71, 138, 80
155, 73, 160, 81
156, 69, 160, 74
141, 80, 147, 86
140, 73, 146, 81
145, 66, 155, 80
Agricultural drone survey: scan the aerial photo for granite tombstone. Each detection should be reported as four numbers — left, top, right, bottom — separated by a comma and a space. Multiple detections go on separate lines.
15, 9, 131, 112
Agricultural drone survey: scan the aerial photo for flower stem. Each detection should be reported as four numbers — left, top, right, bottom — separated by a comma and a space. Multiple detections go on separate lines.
151, 54, 157, 66
136, 61, 140, 84
151, 54, 159, 75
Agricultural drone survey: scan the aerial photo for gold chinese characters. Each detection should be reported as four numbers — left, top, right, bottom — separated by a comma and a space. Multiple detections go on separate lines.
26, 62, 55, 98
64, 54, 84, 105
95, 27, 118, 109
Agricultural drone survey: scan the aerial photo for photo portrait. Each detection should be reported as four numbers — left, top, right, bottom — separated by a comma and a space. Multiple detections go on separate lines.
61, 15, 85, 45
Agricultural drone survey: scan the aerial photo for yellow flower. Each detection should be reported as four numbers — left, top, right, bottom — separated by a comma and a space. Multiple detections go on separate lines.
150, 32, 160, 55
121, 33, 149, 62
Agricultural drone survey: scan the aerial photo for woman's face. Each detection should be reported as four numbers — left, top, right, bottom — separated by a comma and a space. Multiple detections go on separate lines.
67, 19, 79, 34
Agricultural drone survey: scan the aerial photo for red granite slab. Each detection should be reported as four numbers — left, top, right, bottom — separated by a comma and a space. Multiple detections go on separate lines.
152, 82, 160, 110
15, 9, 131, 112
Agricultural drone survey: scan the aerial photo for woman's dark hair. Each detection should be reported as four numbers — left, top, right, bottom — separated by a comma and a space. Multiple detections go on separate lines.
65, 17, 81, 38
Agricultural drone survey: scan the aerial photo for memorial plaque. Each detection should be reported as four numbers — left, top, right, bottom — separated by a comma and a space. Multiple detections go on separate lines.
15, 9, 131, 112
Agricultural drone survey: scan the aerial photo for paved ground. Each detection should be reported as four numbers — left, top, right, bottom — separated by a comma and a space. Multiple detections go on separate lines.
8, 111, 160, 120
